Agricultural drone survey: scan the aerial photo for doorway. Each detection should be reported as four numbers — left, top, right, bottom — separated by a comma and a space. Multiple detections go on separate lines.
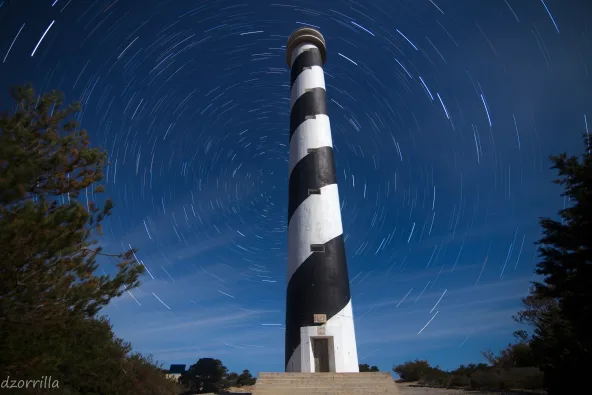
312, 338, 330, 372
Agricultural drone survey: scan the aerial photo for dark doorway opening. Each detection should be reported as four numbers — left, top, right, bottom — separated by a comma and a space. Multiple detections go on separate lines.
312, 338, 330, 372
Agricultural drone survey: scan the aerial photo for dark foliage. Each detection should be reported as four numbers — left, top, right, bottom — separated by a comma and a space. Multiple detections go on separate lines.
359, 363, 379, 372
0, 85, 175, 394
393, 339, 544, 391
0, 85, 144, 336
392, 360, 433, 382
224, 372, 240, 388
0, 312, 181, 395
481, 331, 536, 370
180, 358, 230, 394
236, 369, 256, 386
515, 134, 592, 394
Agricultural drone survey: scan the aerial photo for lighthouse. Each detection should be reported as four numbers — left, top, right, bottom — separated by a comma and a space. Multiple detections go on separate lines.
285, 27, 359, 373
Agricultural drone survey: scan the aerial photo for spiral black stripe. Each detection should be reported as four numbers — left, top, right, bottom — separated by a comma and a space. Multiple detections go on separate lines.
290, 48, 324, 87
289, 88, 327, 141
287, 146, 337, 223
285, 235, 350, 369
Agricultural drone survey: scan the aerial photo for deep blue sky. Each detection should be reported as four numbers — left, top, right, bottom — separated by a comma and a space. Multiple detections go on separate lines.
1, 0, 590, 377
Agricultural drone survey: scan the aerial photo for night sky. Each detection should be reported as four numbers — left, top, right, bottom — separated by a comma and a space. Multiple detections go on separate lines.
1, 0, 590, 376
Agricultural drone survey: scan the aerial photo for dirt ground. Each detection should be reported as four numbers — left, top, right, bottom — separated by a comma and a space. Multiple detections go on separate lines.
397, 382, 543, 395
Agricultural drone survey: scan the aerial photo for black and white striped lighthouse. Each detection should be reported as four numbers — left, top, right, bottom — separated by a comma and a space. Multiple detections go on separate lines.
285, 27, 359, 373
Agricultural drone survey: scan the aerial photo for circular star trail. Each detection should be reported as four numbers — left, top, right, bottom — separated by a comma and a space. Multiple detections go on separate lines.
1, 0, 590, 373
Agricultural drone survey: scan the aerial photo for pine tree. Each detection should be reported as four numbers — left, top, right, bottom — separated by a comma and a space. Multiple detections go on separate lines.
180, 358, 230, 394
519, 134, 591, 394
0, 85, 144, 376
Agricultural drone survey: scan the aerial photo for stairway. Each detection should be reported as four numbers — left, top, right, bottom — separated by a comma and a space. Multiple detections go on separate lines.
252, 372, 400, 395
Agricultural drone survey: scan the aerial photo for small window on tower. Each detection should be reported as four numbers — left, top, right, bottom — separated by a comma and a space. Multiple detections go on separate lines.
310, 244, 325, 253
305, 115, 316, 120
307, 148, 317, 154
308, 188, 321, 195
304, 88, 313, 92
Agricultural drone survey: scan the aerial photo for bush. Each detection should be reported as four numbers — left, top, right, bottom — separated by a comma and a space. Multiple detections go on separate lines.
394, 359, 544, 391
451, 363, 490, 377
359, 363, 379, 372
500, 367, 544, 390
236, 370, 256, 386
418, 368, 449, 387
470, 370, 502, 390
447, 374, 470, 388
393, 360, 432, 382
122, 353, 182, 395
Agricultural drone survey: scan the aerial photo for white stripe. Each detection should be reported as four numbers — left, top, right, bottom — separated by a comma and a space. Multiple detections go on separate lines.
326, 300, 358, 372
289, 115, 333, 176
286, 343, 302, 372
287, 183, 343, 282
290, 66, 326, 111
290, 43, 317, 68
286, 300, 359, 372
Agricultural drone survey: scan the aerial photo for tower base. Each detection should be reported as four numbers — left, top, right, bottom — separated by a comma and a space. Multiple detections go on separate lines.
286, 302, 359, 373
252, 372, 400, 395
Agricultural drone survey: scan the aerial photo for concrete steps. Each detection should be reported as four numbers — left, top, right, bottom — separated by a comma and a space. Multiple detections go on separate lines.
253, 372, 400, 395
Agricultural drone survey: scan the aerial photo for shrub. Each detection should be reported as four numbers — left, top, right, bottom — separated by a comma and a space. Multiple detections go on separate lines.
359, 363, 379, 372
451, 363, 490, 377
236, 370, 256, 386
447, 374, 470, 388
470, 370, 502, 390
418, 368, 449, 387
393, 360, 432, 382
500, 367, 544, 390
394, 359, 544, 391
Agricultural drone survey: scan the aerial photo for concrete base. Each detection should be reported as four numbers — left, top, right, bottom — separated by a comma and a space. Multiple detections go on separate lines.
253, 372, 400, 395
286, 302, 359, 373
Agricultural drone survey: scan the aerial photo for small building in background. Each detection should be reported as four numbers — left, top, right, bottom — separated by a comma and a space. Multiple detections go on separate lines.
166, 364, 186, 381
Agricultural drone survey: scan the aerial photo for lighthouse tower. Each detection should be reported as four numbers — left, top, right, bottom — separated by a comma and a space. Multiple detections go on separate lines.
285, 27, 359, 373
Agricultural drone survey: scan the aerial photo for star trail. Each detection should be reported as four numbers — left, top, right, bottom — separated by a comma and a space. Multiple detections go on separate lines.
1, 0, 590, 374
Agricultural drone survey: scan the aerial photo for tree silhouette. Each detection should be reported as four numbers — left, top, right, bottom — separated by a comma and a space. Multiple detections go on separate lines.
0, 85, 173, 393
518, 134, 591, 394
180, 358, 229, 394
0, 85, 144, 328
